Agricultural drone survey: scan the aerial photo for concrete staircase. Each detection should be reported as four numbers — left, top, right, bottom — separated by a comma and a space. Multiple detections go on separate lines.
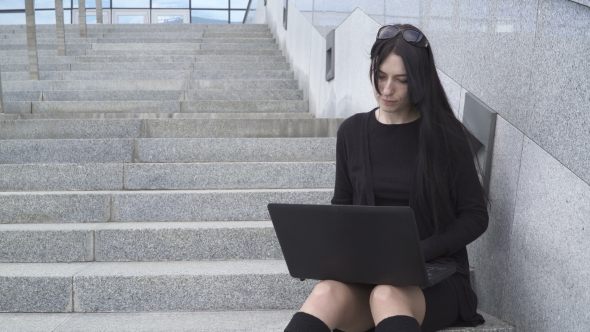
0, 24, 513, 331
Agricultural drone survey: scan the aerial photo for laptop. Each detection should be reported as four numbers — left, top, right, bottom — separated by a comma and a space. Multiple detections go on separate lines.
267, 203, 456, 288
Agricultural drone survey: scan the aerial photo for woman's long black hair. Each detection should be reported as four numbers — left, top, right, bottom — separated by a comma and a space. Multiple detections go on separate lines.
370, 24, 488, 233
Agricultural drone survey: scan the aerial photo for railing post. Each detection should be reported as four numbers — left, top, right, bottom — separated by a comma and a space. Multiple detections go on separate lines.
242, 0, 253, 24
97, 0, 103, 24
79, 0, 87, 38
55, 0, 67, 56
25, 0, 39, 80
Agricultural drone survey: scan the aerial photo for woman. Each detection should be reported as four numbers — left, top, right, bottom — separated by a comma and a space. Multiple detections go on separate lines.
284, 24, 489, 332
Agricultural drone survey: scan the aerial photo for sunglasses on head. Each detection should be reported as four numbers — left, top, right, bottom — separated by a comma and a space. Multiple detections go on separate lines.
377, 25, 429, 48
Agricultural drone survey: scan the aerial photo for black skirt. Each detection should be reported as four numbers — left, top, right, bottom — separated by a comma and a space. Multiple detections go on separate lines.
334, 273, 477, 332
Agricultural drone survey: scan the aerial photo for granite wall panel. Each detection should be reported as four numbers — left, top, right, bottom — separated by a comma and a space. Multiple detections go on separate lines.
437, 68, 462, 118
524, 0, 590, 185
501, 137, 590, 331
468, 116, 524, 317
333, 9, 380, 118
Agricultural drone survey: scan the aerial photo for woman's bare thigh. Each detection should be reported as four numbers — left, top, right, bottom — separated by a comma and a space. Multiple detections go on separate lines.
300, 280, 375, 332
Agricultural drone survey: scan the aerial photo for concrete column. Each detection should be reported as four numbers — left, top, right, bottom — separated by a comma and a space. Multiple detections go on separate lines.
25, 0, 39, 80
79, 0, 87, 38
55, 0, 67, 56
96, 0, 103, 24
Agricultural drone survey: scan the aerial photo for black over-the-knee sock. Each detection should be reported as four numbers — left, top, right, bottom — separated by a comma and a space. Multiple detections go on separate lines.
284, 312, 331, 332
375, 315, 421, 332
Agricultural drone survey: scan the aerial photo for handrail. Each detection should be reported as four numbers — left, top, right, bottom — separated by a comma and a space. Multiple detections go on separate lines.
242, 0, 253, 24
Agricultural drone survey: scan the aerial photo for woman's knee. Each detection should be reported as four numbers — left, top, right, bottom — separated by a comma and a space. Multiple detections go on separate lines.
306, 280, 352, 307
369, 285, 425, 322
370, 285, 415, 309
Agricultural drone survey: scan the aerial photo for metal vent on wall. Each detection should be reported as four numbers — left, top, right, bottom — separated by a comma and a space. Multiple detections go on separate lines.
462, 92, 497, 193
326, 29, 335, 81
283, 0, 288, 29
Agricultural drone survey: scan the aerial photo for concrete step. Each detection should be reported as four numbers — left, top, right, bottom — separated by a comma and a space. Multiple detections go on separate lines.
6, 90, 184, 102
186, 89, 302, 101
4, 100, 181, 114
87, 41, 280, 51
0, 189, 332, 224
0, 221, 282, 262
0, 137, 335, 164
98, 31, 273, 38
0, 49, 87, 57
4, 24, 268, 32
2, 24, 268, 31
0, 310, 296, 332
0, 260, 316, 312
4, 90, 303, 102
2, 79, 188, 91
0, 139, 134, 164
93, 37, 275, 44
0, 310, 514, 332
0, 38, 97, 44
3, 32, 267, 39
0, 63, 70, 72
181, 100, 307, 112
191, 70, 294, 80
0, 48, 284, 58
0, 161, 334, 191
0, 56, 73, 64
4, 99, 308, 114
2, 78, 298, 92
127, 161, 334, 190
0, 43, 91, 50
203, 31, 274, 38
70, 62, 193, 71
188, 79, 298, 90
138, 118, 340, 138
92, 48, 284, 56
0, 112, 314, 120
95, 38, 205, 43
0, 118, 340, 139
1, 69, 294, 81
200, 43, 279, 50
1, 54, 285, 63
61, 61, 290, 71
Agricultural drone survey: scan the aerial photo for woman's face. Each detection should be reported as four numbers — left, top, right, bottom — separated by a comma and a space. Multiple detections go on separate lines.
373, 52, 413, 116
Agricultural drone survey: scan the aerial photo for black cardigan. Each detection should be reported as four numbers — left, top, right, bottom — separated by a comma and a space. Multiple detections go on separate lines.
331, 109, 488, 325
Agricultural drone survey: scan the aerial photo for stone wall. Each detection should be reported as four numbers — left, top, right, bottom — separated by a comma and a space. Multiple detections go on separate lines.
255, 1, 590, 331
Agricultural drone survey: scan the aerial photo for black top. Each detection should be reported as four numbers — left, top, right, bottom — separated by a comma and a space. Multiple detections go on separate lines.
331, 108, 488, 326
